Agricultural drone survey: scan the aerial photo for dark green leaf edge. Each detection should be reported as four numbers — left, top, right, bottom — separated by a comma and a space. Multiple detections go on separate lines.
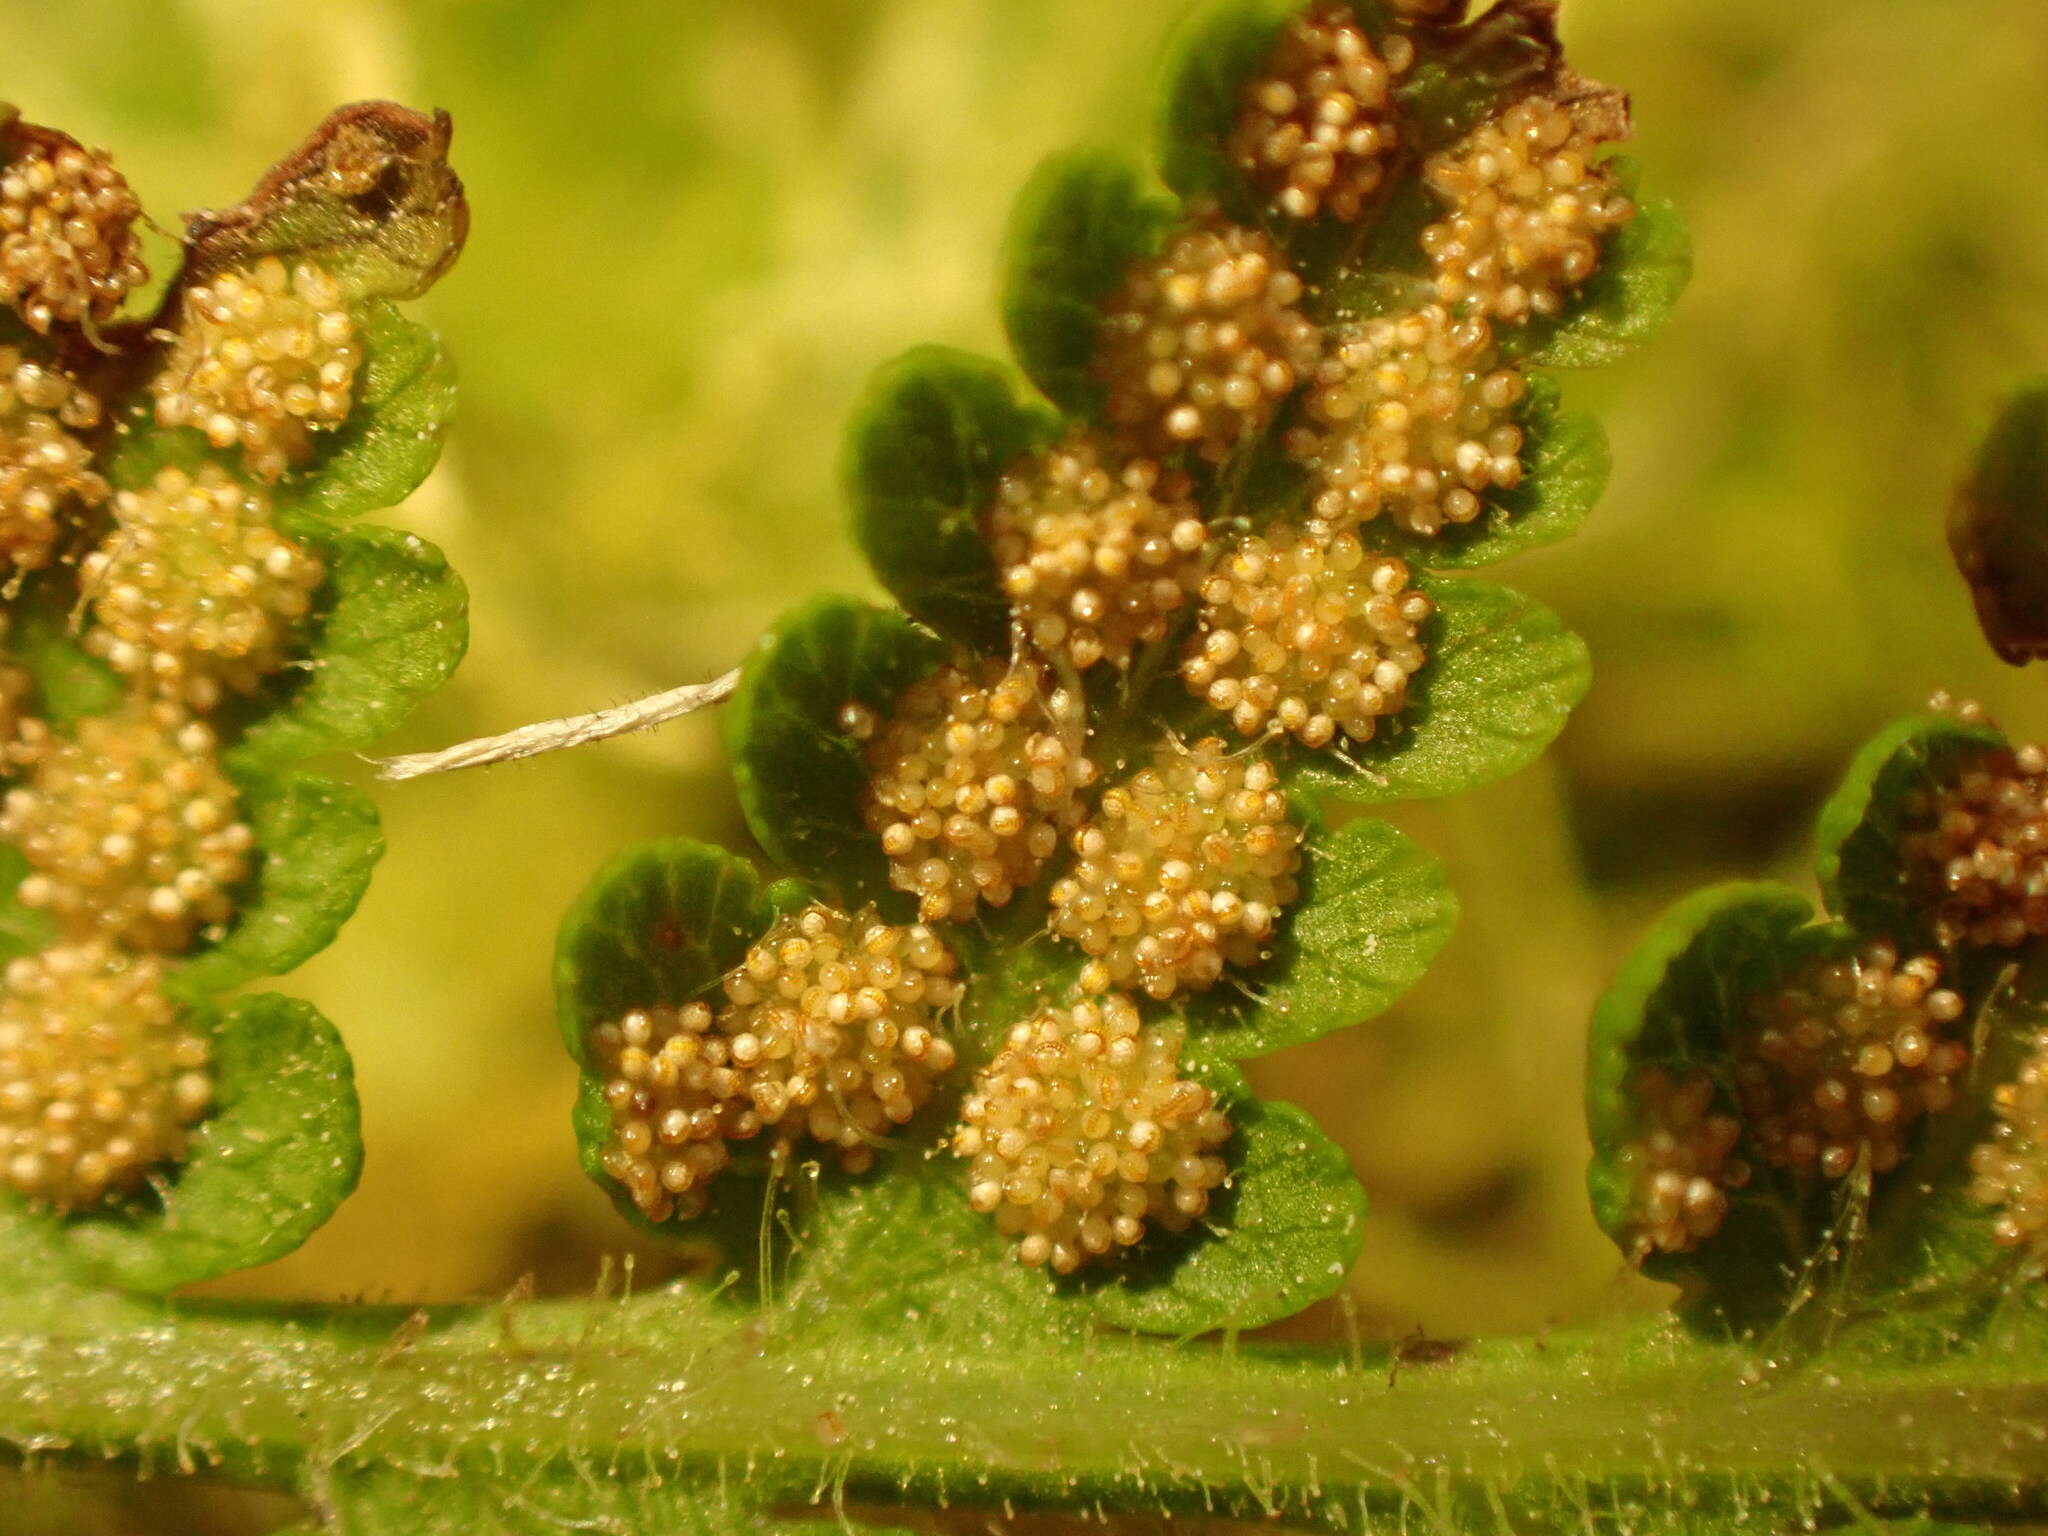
276, 300, 458, 523
1813, 713, 2007, 952
8, 577, 124, 726
1369, 373, 1611, 570
1000, 147, 1180, 421
1184, 813, 1458, 1057
554, 836, 783, 1245
845, 346, 1057, 654
725, 595, 947, 913
8, 991, 362, 1294
99, 297, 455, 514
1843, 947, 2048, 1348
178, 767, 384, 996
1286, 573, 1590, 808
1502, 161, 1693, 371
1082, 1055, 1366, 1334
1149, 0, 1306, 221
1582, 881, 1853, 1334
228, 516, 470, 774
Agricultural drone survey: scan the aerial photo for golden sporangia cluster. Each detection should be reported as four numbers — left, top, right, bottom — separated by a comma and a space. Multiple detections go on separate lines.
152, 255, 361, 482
1735, 941, 1969, 1179
1181, 520, 1432, 748
0, 139, 147, 334
1898, 740, 2048, 950
1970, 1029, 2048, 1261
954, 994, 1230, 1272
1288, 304, 1528, 537
1421, 95, 1635, 324
0, 700, 254, 952
1616, 1064, 1747, 1258
0, 941, 208, 1210
0, 347, 108, 574
1095, 215, 1319, 462
594, 904, 962, 1223
1051, 736, 1302, 999
987, 431, 1208, 670
81, 464, 324, 710
1228, 3, 1414, 223
849, 660, 1095, 923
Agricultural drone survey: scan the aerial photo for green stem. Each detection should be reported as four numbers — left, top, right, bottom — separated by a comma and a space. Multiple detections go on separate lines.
2, 1291, 2044, 1528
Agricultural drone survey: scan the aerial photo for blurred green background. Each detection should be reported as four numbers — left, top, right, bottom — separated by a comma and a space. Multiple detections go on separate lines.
9, 0, 2048, 1525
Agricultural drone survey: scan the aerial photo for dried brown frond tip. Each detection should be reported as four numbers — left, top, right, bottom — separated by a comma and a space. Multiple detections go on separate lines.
1899, 742, 2048, 949
955, 994, 1230, 1273
1288, 303, 1527, 536
0, 699, 254, 952
1182, 521, 1431, 748
988, 430, 1208, 670
0, 130, 147, 333
1735, 941, 1969, 1179
1421, 94, 1634, 324
1051, 736, 1302, 999
1617, 1065, 1746, 1259
852, 659, 1095, 923
1096, 216, 1319, 461
0, 347, 108, 574
1230, 3, 1413, 223
152, 256, 362, 482
1970, 1029, 2048, 1263
0, 941, 209, 1212
594, 904, 963, 1223
82, 464, 324, 711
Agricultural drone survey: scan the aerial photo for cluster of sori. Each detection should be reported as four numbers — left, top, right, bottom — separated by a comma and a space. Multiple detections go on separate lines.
1900, 739, 2048, 949
1971, 1029, 2048, 1262
1886, 724, 2048, 1255
1735, 943, 1968, 1180
1620, 942, 1969, 1257
955, 995, 1231, 1273
1615, 1065, 1746, 1261
0, 348, 108, 574
848, 661, 1095, 924
0, 136, 147, 334
819, 7, 1634, 1271
0, 131, 356, 1212
987, 433, 1208, 671
592, 905, 962, 1223
151, 256, 361, 483
1050, 737, 1301, 999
